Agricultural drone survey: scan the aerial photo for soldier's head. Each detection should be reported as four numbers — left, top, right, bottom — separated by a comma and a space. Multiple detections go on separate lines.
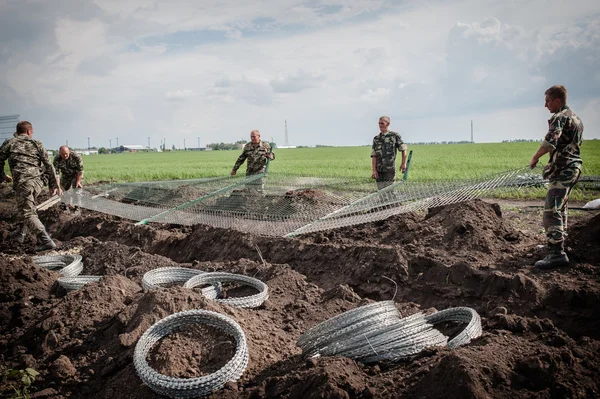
15, 121, 33, 137
59, 145, 71, 160
545, 85, 567, 113
250, 130, 261, 144
378, 116, 390, 133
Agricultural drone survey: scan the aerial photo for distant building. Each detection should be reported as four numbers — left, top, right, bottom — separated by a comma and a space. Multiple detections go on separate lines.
122, 145, 147, 152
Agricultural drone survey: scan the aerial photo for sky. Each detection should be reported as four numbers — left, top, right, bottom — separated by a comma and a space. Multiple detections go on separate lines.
0, 0, 599, 150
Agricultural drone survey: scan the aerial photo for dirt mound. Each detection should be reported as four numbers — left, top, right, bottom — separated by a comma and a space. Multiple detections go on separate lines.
2, 196, 600, 398
0, 256, 58, 335
568, 213, 600, 263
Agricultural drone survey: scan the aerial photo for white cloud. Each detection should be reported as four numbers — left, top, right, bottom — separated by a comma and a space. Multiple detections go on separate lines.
1, 0, 598, 149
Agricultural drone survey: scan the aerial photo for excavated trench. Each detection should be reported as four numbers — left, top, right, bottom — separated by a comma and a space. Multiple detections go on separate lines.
1, 187, 600, 398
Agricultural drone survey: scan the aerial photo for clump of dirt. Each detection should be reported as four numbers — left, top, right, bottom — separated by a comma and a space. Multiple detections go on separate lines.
0, 256, 59, 337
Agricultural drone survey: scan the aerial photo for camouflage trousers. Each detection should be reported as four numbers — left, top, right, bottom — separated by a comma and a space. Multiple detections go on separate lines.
14, 177, 46, 235
245, 170, 266, 195
376, 170, 396, 191
60, 174, 79, 191
543, 166, 581, 245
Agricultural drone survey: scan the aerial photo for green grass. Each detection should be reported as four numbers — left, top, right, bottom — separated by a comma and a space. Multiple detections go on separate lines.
3, 141, 600, 199
76, 141, 600, 182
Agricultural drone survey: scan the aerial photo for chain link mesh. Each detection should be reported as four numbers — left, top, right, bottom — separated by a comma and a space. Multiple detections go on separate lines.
64, 166, 597, 237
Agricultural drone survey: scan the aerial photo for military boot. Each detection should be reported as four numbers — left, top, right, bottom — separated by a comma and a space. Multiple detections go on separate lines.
35, 230, 57, 252
535, 243, 569, 269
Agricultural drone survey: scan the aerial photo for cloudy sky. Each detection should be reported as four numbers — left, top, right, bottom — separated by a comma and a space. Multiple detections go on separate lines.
1, 0, 599, 150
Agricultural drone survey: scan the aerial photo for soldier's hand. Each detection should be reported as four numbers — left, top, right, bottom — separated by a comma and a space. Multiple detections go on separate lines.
231, 170, 237, 176
267, 153, 274, 160
76, 181, 83, 189
50, 188, 57, 196
529, 157, 538, 169
371, 171, 378, 179
400, 164, 407, 173
3, 174, 12, 183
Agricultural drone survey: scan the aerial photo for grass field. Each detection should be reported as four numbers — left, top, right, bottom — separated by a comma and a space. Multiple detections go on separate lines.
2, 141, 599, 200
75, 141, 599, 183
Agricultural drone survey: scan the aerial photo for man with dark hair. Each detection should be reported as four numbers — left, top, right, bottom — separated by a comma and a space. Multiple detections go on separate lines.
53, 145, 84, 190
371, 116, 408, 190
530, 85, 584, 269
0, 121, 62, 251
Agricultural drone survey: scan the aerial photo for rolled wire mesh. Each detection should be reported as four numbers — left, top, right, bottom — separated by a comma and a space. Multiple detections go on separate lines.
133, 310, 248, 398
61, 166, 595, 237
183, 272, 269, 309
142, 267, 220, 299
32, 254, 84, 278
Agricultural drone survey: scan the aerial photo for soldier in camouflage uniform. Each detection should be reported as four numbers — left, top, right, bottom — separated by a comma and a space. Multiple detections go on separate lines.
53, 145, 84, 190
231, 130, 274, 194
371, 116, 408, 190
0, 121, 62, 251
530, 85, 583, 269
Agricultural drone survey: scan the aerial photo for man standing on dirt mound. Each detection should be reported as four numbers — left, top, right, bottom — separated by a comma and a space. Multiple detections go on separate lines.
231, 130, 275, 193
371, 116, 408, 190
530, 85, 584, 269
0, 121, 63, 251
53, 145, 84, 190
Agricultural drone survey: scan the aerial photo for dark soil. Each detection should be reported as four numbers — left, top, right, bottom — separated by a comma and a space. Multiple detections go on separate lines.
1, 182, 599, 398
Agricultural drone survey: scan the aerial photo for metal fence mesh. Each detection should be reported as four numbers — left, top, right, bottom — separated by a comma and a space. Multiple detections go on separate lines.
64, 166, 598, 237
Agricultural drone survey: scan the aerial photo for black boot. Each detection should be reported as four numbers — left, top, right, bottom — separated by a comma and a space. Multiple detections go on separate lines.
535, 243, 569, 269
35, 230, 57, 252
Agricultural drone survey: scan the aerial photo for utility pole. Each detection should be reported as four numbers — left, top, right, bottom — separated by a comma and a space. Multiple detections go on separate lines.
87, 137, 90, 151
109, 139, 111, 151
184, 138, 186, 150
66, 140, 68, 147
148, 136, 150, 149
197, 137, 200, 149
470, 120, 474, 143
284, 119, 289, 146
116, 137, 119, 148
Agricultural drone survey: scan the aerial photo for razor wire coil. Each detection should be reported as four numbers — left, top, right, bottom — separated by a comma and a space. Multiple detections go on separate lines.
298, 303, 482, 364
141, 267, 220, 299
32, 254, 84, 278
32, 254, 102, 290
183, 272, 269, 308
133, 309, 248, 398
56, 275, 103, 291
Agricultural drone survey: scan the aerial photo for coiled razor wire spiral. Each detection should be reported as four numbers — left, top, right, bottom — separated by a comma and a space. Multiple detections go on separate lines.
142, 267, 220, 299
133, 310, 248, 398
32, 254, 103, 291
183, 272, 269, 309
298, 303, 482, 364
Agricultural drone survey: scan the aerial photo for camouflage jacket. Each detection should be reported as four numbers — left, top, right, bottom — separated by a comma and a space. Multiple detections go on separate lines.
53, 151, 84, 178
541, 105, 583, 179
233, 141, 274, 175
371, 131, 408, 173
0, 134, 58, 186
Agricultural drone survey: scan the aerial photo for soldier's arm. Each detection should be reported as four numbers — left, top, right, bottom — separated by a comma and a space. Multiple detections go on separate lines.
530, 118, 559, 169
0, 141, 9, 182
396, 133, 408, 172
74, 154, 84, 187
371, 137, 378, 178
265, 143, 274, 160
38, 144, 61, 194
231, 147, 248, 174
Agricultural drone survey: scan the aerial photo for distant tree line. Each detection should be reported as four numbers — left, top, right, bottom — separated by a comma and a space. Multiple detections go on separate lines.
207, 140, 247, 150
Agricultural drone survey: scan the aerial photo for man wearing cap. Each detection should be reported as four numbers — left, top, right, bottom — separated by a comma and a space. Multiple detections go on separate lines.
371, 116, 408, 190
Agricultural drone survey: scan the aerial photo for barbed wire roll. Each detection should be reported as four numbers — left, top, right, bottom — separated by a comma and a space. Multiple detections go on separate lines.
32, 254, 83, 278
297, 301, 399, 350
424, 307, 482, 348
134, 310, 248, 398
57, 275, 102, 291
183, 272, 268, 309
142, 267, 220, 299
